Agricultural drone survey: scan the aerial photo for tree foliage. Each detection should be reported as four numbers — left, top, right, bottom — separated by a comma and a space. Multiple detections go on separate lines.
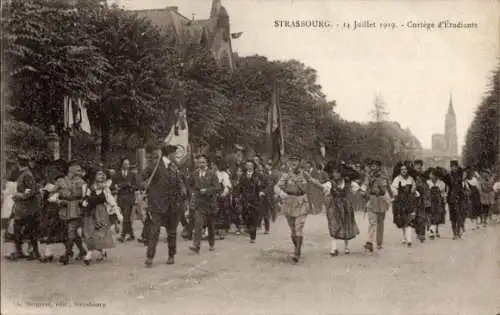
3, 0, 423, 166
463, 65, 500, 169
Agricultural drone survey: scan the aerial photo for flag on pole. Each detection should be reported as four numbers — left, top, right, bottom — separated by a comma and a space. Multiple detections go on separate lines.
231, 32, 243, 39
75, 98, 92, 134
164, 107, 189, 165
267, 80, 284, 166
63, 96, 74, 130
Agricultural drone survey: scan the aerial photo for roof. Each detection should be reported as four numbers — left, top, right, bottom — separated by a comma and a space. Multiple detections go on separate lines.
133, 8, 190, 38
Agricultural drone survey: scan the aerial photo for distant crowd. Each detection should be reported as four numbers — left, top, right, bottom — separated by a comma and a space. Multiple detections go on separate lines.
2, 145, 499, 267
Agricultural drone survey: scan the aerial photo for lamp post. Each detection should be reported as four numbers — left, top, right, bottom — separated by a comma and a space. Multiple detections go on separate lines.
46, 125, 60, 160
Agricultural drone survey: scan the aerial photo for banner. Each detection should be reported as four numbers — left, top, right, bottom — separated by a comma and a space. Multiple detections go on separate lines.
164, 108, 189, 165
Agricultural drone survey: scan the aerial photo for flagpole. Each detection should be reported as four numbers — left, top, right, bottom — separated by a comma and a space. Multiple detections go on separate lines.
68, 130, 72, 160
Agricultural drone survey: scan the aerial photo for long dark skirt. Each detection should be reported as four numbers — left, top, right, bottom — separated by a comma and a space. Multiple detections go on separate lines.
393, 191, 415, 228
467, 187, 482, 219
82, 204, 115, 251
326, 197, 359, 240
216, 196, 231, 231
428, 188, 446, 225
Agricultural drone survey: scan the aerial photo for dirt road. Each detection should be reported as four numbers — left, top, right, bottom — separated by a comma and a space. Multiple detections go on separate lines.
2, 212, 499, 315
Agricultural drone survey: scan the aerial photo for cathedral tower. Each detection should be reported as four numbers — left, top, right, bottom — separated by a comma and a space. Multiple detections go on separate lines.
444, 94, 458, 156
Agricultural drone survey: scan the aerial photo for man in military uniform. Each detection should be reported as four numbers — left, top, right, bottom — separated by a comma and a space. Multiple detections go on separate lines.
142, 144, 186, 267
51, 160, 88, 265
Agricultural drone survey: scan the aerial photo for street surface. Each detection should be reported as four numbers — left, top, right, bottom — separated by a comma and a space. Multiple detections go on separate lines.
1, 211, 499, 315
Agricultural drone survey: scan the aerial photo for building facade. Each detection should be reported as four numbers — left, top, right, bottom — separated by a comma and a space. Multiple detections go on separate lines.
133, 0, 238, 71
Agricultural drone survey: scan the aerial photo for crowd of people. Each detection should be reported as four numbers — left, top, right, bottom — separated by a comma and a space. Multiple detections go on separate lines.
2, 143, 500, 267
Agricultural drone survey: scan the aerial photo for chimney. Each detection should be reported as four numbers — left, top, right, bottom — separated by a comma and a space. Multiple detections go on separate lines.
166, 6, 178, 12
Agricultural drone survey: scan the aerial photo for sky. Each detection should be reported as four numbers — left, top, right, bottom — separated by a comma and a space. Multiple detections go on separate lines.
113, 0, 498, 150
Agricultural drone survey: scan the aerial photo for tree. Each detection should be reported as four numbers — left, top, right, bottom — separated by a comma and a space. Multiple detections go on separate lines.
463, 65, 499, 169
3, 0, 109, 130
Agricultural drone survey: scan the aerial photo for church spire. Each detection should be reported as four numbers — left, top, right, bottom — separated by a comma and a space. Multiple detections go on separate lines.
210, 0, 222, 17
447, 93, 456, 117
445, 93, 458, 156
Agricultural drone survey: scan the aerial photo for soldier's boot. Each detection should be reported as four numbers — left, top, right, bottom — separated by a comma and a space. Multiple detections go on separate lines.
292, 236, 302, 263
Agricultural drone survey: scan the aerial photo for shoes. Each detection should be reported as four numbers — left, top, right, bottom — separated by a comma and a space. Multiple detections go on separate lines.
59, 255, 70, 265
145, 258, 153, 268
407, 242, 412, 247
209, 246, 215, 252
376, 244, 383, 250
166, 256, 175, 265
40, 255, 54, 263
344, 248, 350, 255
249, 239, 255, 244
189, 245, 200, 254
330, 250, 339, 257
364, 242, 374, 253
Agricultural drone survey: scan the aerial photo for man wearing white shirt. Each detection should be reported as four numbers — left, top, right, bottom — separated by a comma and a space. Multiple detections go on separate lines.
213, 159, 232, 239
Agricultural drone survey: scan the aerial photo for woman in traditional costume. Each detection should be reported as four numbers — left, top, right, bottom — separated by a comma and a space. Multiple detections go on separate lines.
307, 161, 363, 256
212, 158, 232, 239
81, 168, 122, 265
425, 167, 446, 240
463, 168, 481, 229
492, 174, 500, 223
38, 160, 68, 262
237, 160, 266, 243
478, 169, 495, 227
391, 164, 418, 247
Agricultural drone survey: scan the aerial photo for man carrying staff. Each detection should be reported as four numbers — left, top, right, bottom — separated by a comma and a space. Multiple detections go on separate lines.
142, 144, 186, 267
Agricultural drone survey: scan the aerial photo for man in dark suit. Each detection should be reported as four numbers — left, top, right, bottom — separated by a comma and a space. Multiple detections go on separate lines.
189, 155, 221, 253
142, 144, 186, 267
114, 158, 139, 242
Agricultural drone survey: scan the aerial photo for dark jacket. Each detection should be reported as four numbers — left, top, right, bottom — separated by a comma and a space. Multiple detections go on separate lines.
143, 158, 184, 214
188, 169, 221, 215
113, 170, 139, 204
238, 171, 266, 211
12, 168, 39, 219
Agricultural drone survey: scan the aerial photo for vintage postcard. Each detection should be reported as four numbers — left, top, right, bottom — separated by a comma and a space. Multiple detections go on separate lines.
1, 0, 499, 314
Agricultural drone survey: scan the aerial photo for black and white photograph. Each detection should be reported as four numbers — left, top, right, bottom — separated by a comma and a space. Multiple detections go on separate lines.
1, 0, 499, 314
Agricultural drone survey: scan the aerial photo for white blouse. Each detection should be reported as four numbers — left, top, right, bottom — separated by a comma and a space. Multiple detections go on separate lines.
321, 180, 364, 195
493, 182, 500, 193
216, 170, 232, 197
426, 179, 447, 198
391, 175, 417, 197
